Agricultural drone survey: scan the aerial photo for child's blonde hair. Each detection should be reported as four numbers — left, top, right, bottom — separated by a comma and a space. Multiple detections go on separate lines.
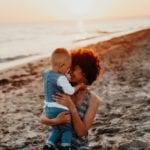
51, 48, 71, 67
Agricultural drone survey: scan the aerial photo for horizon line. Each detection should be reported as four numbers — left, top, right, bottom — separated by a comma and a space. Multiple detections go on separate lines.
0, 16, 150, 24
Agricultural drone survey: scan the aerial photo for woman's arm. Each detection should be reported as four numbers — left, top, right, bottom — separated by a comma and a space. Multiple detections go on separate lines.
40, 111, 71, 126
70, 94, 100, 137
53, 93, 100, 137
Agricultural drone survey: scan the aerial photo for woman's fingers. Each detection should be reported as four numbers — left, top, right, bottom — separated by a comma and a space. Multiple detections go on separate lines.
52, 95, 64, 105
61, 111, 70, 115
52, 95, 62, 101
53, 93, 72, 107
57, 112, 71, 123
56, 93, 69, 99
52, 94, 68, 102
55, 93, 65, 97
56, 92, 65, 96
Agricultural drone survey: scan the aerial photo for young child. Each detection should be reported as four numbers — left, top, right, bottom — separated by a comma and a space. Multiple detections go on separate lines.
43, 48, 84, 150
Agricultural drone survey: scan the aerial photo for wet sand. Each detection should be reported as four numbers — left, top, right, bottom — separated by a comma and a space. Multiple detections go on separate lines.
0, 28, 150, 150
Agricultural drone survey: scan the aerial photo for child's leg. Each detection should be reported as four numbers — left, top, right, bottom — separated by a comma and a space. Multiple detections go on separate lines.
59, 123, 72, 147
44, 107, 62, 146
44, 107, 71, 148
61, 130, 72, 147
46, 126, 61, 146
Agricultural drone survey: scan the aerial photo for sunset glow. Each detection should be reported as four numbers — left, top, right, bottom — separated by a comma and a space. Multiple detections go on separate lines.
61, 0, 93, 19
0, 0, 149, 23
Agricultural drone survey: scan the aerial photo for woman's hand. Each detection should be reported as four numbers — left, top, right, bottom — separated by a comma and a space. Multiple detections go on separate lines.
53, 93, 75, 109
56, 111, 71, 124
40, 111, 71, 125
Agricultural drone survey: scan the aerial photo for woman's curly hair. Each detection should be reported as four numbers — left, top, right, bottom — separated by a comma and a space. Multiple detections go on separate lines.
71, 48, 101, 85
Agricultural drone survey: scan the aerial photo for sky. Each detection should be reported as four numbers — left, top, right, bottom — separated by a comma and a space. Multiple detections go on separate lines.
0, 0, 150, 23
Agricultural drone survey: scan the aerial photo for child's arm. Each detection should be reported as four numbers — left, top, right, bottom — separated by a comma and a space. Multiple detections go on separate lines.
57, 76, 84, 95
74, 83, 86, 92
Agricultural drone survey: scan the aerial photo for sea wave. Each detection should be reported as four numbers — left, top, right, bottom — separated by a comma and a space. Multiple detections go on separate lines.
0, 54, 38, 63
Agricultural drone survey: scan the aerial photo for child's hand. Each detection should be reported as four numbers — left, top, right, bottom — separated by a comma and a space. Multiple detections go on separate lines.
66, 74, 71, 81
78, 83, 87, 90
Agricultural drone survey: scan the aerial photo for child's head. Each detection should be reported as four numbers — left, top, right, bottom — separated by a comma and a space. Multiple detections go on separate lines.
51, 48, 71, 74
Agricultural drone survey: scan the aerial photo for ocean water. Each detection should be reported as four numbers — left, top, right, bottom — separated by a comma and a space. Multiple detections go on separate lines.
0, 17, 150, 70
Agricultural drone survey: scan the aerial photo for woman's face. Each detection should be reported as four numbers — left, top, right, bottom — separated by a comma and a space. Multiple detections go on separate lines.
69, 65, 86, 84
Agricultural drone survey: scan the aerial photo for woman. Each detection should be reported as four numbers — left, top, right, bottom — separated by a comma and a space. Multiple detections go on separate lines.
40, 48, 101, 150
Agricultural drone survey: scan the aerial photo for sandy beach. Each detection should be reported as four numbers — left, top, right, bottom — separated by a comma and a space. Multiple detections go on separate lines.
0, 28, 150, 150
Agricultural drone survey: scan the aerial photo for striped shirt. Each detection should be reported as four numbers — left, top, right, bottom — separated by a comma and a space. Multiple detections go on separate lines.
71, 90, 91, 150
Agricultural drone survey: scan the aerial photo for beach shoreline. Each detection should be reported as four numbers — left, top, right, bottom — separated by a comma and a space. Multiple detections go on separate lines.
0, 28, 150, 149
0, 27, 148, 72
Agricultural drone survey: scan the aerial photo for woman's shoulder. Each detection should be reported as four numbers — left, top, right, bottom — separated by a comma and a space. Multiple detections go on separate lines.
88, 90, 101, 106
